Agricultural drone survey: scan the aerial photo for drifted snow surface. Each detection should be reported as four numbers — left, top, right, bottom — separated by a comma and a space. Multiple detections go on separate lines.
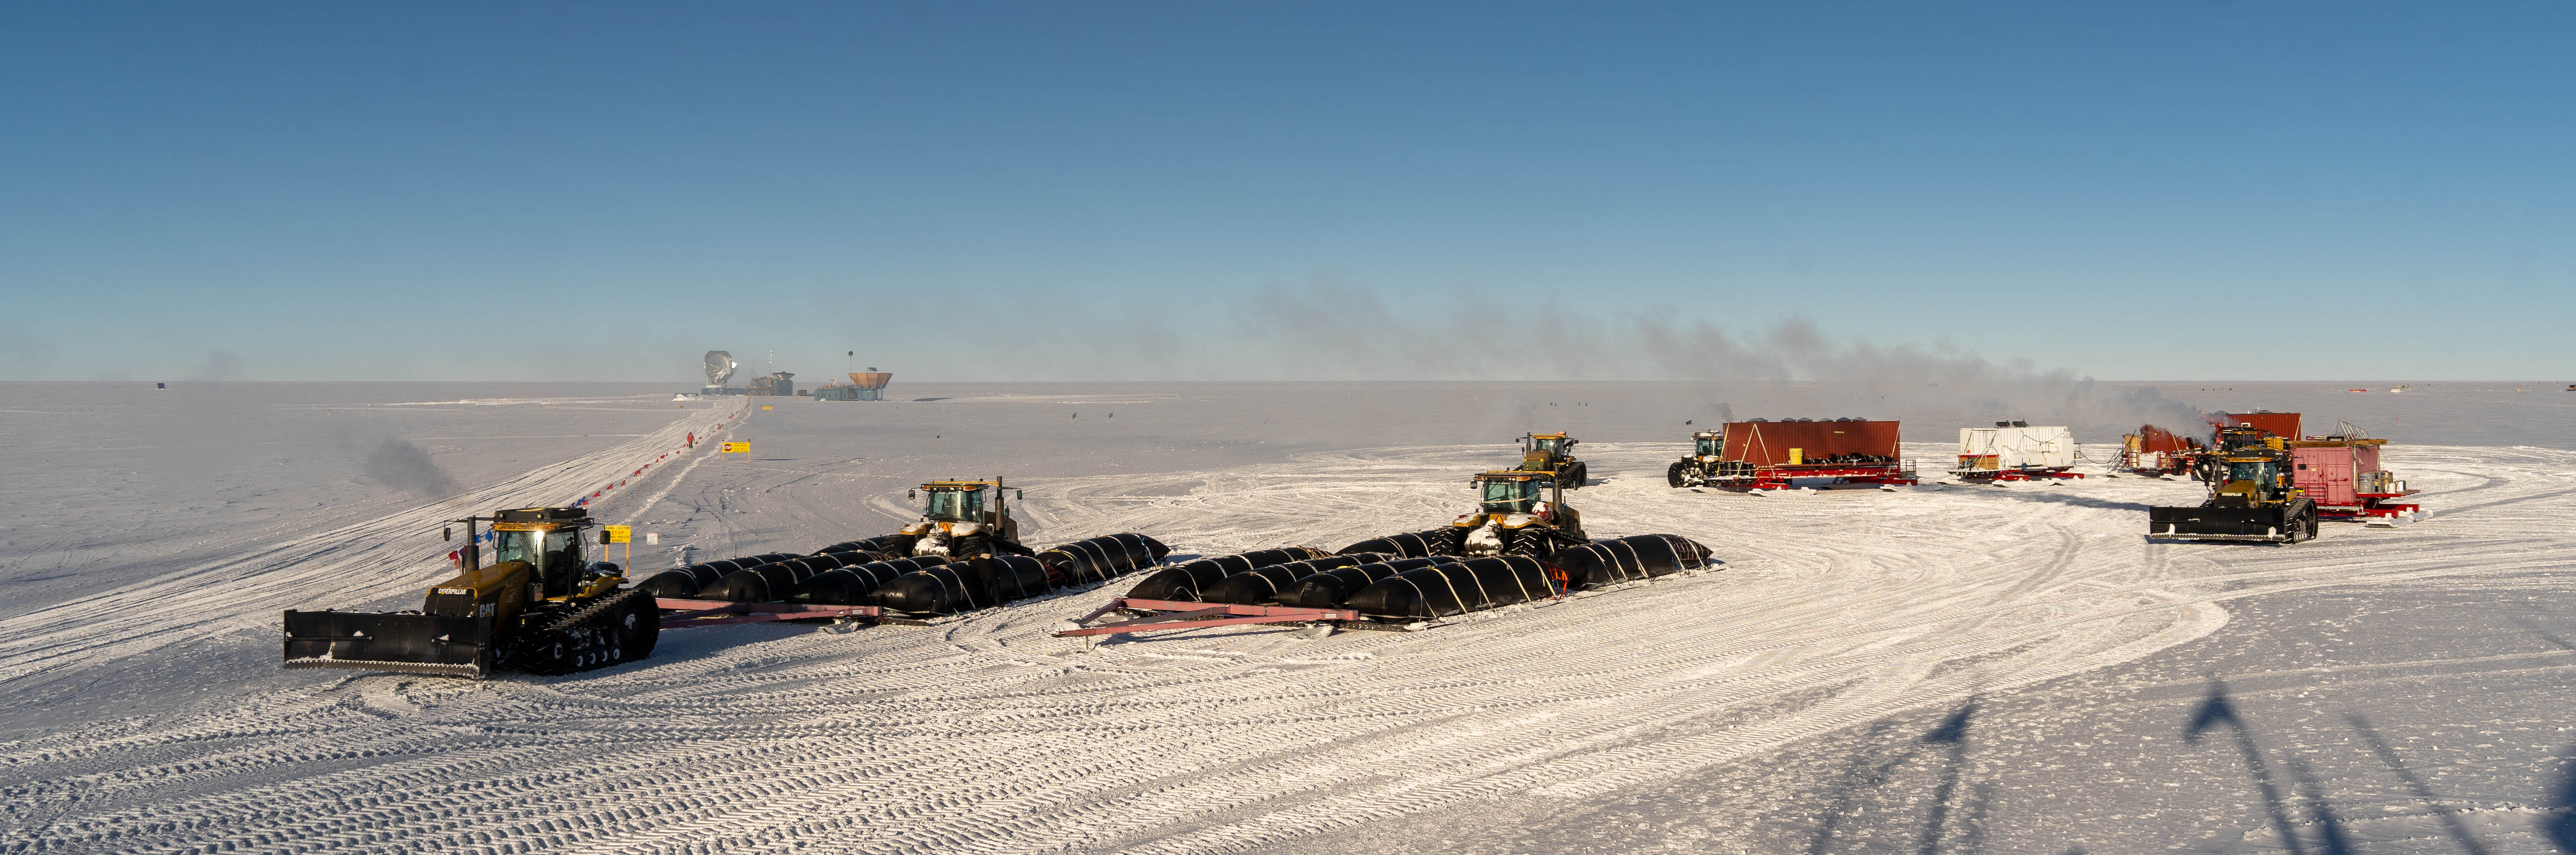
2, 381, 2573, 855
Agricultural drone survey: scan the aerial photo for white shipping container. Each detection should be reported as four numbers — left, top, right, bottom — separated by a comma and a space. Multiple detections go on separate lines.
1956, 426, 2077, 471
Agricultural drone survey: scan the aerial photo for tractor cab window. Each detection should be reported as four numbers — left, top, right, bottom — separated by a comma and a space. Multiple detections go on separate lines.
923, 488, 985, 521
491, 529, 541, 566
490, 528, 584, 595
2226, 460, 2274, 485
1695, 437, 1719, 457
1534, 437, 1562, 454
1479, 479, 1542, 514
541, 530, 582, 595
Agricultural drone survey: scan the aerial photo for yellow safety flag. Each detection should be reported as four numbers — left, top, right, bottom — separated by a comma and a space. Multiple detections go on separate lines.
721, 441, 750, 453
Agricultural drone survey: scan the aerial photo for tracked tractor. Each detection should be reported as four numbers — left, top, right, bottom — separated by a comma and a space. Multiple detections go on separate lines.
1513, 432, 1589, 489
899, 478, 1029, 559
2146, 427, 2318, 543
1667, 430, 1734, 487
283, 506, 659, 678
1453, 470, 1588, 557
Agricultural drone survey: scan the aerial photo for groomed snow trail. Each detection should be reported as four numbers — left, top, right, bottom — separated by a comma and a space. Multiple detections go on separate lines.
0, 400, 745, 689
3, 443, 2567, 855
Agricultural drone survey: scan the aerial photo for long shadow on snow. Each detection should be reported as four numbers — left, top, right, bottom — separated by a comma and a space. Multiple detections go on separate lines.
1958, 490, 2155, 512
1803, 700, 1988, 855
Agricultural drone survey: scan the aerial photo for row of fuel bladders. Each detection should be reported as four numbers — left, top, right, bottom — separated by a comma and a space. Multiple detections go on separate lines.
641, 528, 1717, 640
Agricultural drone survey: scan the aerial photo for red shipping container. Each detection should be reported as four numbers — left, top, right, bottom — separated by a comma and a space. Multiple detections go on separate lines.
1722, 421, 1902, 465
2226, 412, 2303, 440
2292, 446, 2359, 506
2138, 424, 2197, 454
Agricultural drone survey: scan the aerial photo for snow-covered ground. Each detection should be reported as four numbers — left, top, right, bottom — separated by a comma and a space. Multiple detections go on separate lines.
2, 381, 2571, 854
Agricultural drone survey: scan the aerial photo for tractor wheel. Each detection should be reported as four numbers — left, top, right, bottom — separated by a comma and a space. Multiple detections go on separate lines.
1667, 461, 1688, 488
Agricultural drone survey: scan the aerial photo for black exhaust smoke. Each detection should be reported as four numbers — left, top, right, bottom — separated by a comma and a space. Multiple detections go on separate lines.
1343, 556, 1564, 620
1197, 553, 1388, 605
1125, 547, 1333, 601
1035, 533, 1171, 585
1548, 534, 1718, 589
1337, 528, 1460, 558
869, 555, 1055, 615
784, 556, 955, 605
1272, 556, 1464, 609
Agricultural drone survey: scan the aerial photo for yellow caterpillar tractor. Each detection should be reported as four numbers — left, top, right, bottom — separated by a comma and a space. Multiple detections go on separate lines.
899, 477, 1028, 558
2147, 426, 2318, 543
1514, 432, 1589, 488
1453, 470, 1588, 557
283, 506, 658, 678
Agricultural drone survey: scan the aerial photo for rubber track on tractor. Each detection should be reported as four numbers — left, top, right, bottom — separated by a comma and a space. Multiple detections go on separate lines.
513, 589, 656, 676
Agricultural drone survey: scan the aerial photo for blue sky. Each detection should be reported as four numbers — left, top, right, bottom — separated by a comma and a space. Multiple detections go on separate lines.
2, 2, 2567, 382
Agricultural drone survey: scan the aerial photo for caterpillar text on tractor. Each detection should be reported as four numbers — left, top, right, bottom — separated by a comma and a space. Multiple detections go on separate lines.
282, 506, 659, 678
1513, 432, 1589, 488
1455, 470, 1586, 557
2146, 425, 2318, 543
900, 478, 1027, 558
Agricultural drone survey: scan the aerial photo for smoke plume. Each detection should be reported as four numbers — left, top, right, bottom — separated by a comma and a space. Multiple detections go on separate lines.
1228, 284, 2211, 437
0, 327, 56, 377
188, 348, 247, 381
363, 437, 459, 498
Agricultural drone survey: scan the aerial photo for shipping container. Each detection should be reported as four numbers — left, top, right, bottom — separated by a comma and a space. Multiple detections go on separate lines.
1956, 425, 2077, 479
2287, 438, 2416, 520
2225, 412, 2302, 440
1694, 419, 1917, 490
1720, 419, 1902, 466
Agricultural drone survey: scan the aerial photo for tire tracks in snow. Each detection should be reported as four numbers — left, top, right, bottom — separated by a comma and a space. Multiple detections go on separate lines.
2, 443, 2568, 855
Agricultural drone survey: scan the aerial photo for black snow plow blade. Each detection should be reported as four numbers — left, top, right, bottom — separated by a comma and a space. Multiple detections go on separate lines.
2148, 505, 2294, 542
282, 610, 494, 678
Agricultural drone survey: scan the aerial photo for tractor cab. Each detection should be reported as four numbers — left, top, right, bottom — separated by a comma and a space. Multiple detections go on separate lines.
920, 483, 990, 522
2207, 456, 2293, 507
1691, 431, 1722, 461
1455, 471, 1586, 556
487, 507, 603, 599
901, 478, 1024, 558
1478, 473, 1552, 515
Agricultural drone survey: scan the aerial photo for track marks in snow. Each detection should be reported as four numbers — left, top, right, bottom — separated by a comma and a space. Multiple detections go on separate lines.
3, 443, 2570, 855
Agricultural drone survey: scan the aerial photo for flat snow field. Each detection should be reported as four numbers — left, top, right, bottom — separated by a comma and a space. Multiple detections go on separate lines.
3, 381, 2573, 855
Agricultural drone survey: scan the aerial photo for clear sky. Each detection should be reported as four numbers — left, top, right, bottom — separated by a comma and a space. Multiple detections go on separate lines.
2, 2, 2567, 382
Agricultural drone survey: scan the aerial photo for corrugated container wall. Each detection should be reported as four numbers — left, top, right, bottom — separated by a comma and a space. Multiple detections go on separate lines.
1721, 421, 1902, 465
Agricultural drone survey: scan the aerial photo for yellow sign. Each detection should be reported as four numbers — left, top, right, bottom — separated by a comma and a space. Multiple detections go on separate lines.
760, 406, 773, 410
721, 442, 750, 453
604, 525, 632, 544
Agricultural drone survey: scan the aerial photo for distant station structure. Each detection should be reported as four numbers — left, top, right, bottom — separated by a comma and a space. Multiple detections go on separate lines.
700, 351, 742, 395
816, 368, 893, 401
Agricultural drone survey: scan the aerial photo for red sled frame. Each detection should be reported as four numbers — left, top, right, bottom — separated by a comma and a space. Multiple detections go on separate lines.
1052, 598, 1363, 639
2318, 494, 2422, 521
1709, 460, 1920, 491
1953, 466, 2085, 482
655, 598, 881, 629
